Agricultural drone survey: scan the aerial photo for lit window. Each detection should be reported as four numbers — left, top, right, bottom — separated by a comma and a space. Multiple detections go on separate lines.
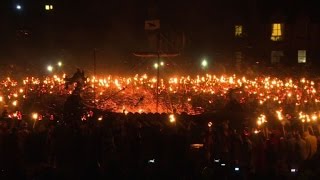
235, 25, 243, 37
45, 4, 53, 10
298, 50, 306, 63
271, 51, 283, 64
271, 23, 283, 41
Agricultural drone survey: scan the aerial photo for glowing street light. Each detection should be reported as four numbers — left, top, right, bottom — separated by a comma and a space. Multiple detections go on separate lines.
201, 59, 208, 68
154, 61, 164, 69
47, 65, 53, 72
16, 4, 22, 10
57, 61, 62, 67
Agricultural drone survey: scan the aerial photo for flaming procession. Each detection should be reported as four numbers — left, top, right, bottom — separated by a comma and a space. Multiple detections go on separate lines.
3, 0, 320, 178
1, 71, 320, 132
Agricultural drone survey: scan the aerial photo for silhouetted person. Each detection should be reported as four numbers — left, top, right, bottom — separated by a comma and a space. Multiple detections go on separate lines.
64, 68, 86, 90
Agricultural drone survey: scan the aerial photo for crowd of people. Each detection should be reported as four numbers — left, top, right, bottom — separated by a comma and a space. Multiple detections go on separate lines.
1, 112, 320, 180
1, 67, 320, 179
204, 122, 320, 179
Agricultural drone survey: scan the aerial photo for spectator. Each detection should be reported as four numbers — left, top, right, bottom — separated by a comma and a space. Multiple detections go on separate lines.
304, 129, 318, 159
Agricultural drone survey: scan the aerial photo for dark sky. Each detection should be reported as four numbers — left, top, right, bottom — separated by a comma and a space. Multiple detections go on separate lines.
0, 0, 318, 74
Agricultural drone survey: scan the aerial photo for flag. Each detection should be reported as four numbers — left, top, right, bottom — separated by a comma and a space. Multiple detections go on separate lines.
145, 20, 160, 30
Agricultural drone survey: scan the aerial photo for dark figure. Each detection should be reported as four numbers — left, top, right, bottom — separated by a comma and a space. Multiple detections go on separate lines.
64, 68, 86, 90
63, 69, 87, 126
63, 94, 85, 126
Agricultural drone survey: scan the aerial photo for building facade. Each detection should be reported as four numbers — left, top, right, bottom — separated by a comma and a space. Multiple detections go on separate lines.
226, 0, 320, 69
0, 0, 319, 72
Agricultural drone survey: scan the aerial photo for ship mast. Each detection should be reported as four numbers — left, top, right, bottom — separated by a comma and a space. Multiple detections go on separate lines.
133, 1, 179, 113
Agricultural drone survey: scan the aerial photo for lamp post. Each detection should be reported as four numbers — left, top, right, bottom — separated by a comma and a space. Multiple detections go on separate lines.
133, 36, 179, 113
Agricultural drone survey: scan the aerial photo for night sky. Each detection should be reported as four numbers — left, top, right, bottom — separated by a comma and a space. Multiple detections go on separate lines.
0, 0, 318, 74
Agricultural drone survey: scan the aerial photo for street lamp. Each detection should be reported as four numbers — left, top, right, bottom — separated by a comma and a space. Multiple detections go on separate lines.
201, 59, 208, 68
154, 63, 159, 69
16, 4, 22, 10
154, 61, 165, 69
47, 65, 53, 72
57, 61, 62, 67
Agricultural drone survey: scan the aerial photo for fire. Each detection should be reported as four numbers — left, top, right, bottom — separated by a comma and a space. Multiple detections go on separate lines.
1, 73, 320, 119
